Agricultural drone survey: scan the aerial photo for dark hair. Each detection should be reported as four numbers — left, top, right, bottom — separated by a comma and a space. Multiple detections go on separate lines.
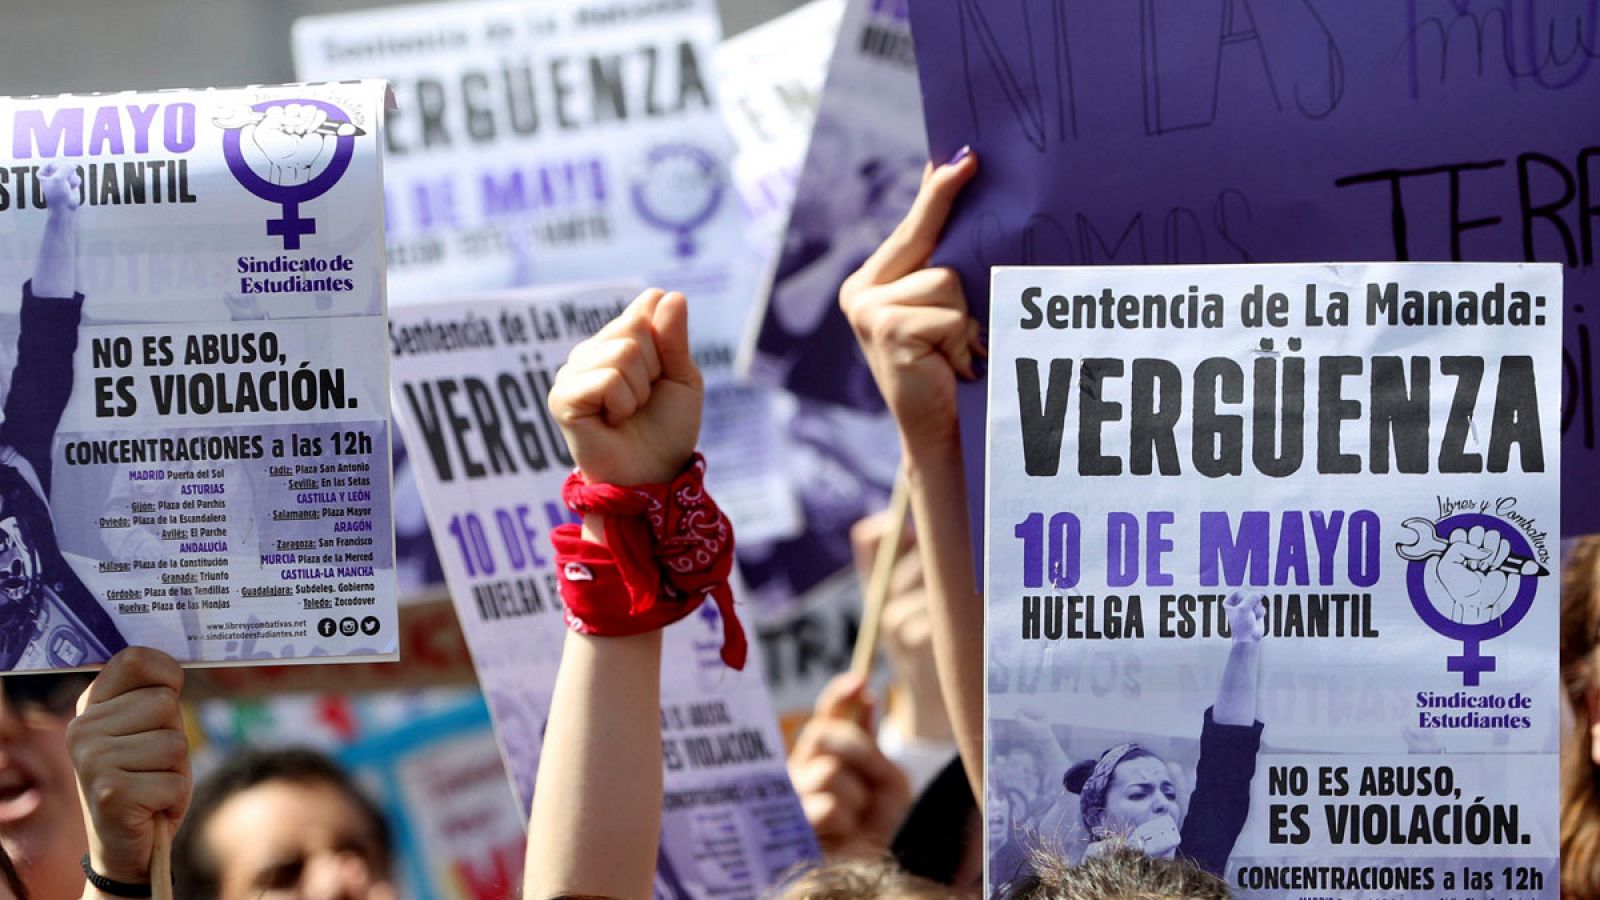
768, 858, 958, 900
0, 671, 93, 718
1562, 538, 1600, 896
172, 747, 390, 900
996, 844, 1229, 900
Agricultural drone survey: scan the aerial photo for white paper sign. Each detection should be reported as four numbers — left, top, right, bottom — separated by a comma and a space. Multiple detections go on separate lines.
0, 83, 397, 671
295, 0, 799, 548
714, 0, 843, 254
986, 262, 1560, 898
389, 284, 820, 899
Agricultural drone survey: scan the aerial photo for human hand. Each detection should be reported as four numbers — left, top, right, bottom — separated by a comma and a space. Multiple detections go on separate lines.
38, 161, 81, 212
66, 647, 190, 885
548, 289, 702, 486
243, 104, 333, 186
1424, 525, 1518, 625
787, 673, 911, 860
1225, 592, 1266, 644
838, 150, 981, 451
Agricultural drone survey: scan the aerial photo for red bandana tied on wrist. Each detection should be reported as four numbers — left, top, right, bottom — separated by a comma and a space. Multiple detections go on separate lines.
552, 453, 747, 670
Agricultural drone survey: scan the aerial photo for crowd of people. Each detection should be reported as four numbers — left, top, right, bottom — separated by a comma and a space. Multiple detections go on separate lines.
0, 147, 1585, 900
0, 144, 1232, 900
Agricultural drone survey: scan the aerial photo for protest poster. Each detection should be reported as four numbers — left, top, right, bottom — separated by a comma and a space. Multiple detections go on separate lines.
728, 0, 920, 635
984, 261, 1560, 898
295, 0, 799, 551
752, 567, 861, 742
388, 283, 820, 898
0, 83, 396, 672
347, 701, 527, 900
742, 0, 923, 413
714, 0, 844, 262
187, 595, 476, 699
904, 0, 1600, 547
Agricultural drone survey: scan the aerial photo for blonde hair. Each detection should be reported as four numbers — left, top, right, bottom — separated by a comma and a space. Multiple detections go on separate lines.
996, 844, 1228, 900
767, 858, 961, 900
1561, 537, 1600, 896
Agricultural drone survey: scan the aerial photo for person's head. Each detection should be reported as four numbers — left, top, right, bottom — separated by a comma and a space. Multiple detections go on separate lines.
0, 671, 93, 899
995, 744, 1044, 798
996, 844, 1229, 900
769, 858, 958, 900
1065, 744, 1179, 849
1561, 537, 1600, 895
987, 788, 1030, 846
174, 747, 393, 900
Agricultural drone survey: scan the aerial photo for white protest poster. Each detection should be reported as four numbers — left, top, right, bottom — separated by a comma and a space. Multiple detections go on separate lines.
740, 0, 922, 408
295, 0, 798, 551
0, 83, 396, 672
985, 263, 1560, 898
714, 0, 843, 262
728, 0, 920, 648
711, 2, 877, 737
389, 284, 820, 898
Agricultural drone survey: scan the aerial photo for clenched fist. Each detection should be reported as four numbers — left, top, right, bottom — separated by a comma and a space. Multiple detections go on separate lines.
67, 648, 190, 886
547, 289, 703, 486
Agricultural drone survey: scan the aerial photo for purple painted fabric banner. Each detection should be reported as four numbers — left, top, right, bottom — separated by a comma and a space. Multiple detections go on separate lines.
907, 0, 1598, 551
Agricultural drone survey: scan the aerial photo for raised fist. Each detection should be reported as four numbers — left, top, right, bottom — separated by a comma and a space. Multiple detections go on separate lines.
1424, 525, 1518, 625
241, 104, 333, 187
38, 161, 81, 211
1225, 591, 1266, 644
547, 289, 703, 486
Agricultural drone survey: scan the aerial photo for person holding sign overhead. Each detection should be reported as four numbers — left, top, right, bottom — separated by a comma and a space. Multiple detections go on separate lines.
836, 147, 987, 810
837, 145, 1269, 891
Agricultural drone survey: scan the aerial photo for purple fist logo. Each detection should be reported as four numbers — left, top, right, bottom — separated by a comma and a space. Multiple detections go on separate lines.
630, 143, 725, 259
216, 99, 363, 250
1397, 514, 1549, 686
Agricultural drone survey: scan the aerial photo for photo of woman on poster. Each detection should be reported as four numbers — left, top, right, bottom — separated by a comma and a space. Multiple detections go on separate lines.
1061, 592, 1265, 879
0, 162, 130, 669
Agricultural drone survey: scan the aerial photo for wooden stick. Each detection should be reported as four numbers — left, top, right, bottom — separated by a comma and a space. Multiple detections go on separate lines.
150, 816, 174, 900
849, 468, 912, 680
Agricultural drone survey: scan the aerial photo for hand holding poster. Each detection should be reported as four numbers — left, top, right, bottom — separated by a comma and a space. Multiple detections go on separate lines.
389, 284, 818, 898
985, 262, 1560, 898
905, 0, 1600, 545
0, 83, 396, 671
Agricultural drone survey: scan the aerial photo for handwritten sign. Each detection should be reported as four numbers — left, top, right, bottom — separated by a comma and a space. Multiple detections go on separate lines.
906, 0, 1600, 540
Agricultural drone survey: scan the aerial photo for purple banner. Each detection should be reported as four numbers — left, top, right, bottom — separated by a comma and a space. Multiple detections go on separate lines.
907, 0, 1599, 550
